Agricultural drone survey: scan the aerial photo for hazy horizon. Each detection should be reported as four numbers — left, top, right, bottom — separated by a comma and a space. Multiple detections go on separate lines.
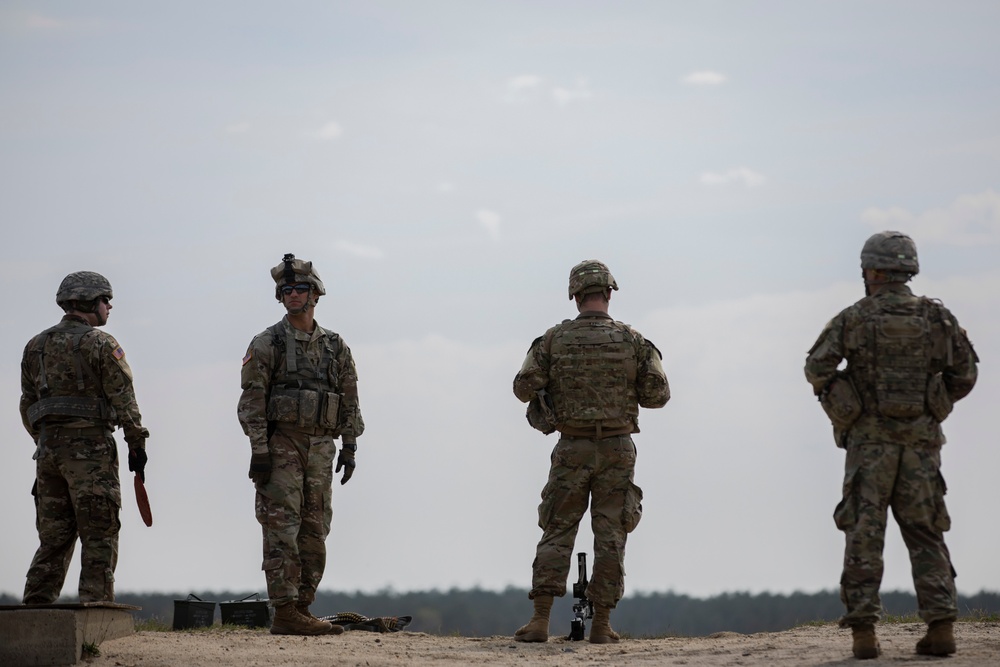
2, 1, 998, 602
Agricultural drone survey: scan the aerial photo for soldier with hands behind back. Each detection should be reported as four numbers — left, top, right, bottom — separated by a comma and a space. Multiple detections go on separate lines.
20, 271, 149, 604
805, 232, 978, 660
512, 260, 670, 644
238, 254, 365, 636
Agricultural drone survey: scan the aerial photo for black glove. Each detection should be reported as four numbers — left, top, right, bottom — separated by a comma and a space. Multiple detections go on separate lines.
128, 448, 148, 482
336, 443, 356, 485
249, 451, 272, 485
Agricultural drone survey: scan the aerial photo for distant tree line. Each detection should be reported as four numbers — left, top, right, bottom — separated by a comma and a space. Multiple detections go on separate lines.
3, 588, 998, 637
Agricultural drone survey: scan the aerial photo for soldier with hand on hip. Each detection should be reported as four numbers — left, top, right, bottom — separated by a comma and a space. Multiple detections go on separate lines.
512, 260, 670, 644
238, 254, 365, 636
805, 232, 978, 660
20, 271, 149, 604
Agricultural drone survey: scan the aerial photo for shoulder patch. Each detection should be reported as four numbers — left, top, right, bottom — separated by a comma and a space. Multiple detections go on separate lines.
242, 349, 253, 366
113, 346, 126, 360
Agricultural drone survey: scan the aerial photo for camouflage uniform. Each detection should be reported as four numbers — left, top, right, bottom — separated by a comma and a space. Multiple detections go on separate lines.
806, 267, 977, 628
515, 294, 669, 609
238, 316, 364, 607
20, 295, 148, 603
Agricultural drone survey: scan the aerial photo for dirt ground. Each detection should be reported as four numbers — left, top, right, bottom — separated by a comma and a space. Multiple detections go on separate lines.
88, 622, 1000, 666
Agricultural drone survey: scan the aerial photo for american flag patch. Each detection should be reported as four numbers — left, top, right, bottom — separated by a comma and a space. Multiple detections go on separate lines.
242, 350, 252, 365
113, 346, 125, 360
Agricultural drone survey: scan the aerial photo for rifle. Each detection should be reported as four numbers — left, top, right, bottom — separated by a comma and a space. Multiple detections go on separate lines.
568, 552, 593, 640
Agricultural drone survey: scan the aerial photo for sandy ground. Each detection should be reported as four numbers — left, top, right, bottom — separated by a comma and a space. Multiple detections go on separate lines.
87, 622, 1000, 666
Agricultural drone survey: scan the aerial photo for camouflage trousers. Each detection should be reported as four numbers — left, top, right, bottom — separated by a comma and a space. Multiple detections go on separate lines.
529, 435, 643, 609
23, 431, 121, 604
255, 426, 335, 607
834, 443, 956, 626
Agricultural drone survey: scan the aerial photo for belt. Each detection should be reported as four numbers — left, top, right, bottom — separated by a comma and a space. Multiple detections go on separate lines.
274, 423, 336, 437
39, 425, 112, 439
558, 425, 633, 440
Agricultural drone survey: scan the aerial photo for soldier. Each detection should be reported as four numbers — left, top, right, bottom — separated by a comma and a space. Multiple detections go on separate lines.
238, 253, 365, 636
512, 260, 670, 644
20, 271, 149, 604
805, 231, 978, 659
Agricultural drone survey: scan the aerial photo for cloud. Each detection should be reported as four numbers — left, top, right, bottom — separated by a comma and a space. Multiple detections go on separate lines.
507, 74, 543, 91
335, 240, 384, 259
476, 209, 502, 240
681, 70, 728, 86
552, 78, 594, 105
502, 74, 543, 104
860, 189, 1000, 246
700, 167, 765, 187
314, 121, 343, 141
225, 121, 251, 134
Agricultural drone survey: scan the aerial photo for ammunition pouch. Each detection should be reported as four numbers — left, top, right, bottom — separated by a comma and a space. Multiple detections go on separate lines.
267, 388, 341, 432
926, 373, 953, 423
819, 375, 862, 431
526, 389, 557, 435
27, 396, 110, 426
623, 482, 643, 533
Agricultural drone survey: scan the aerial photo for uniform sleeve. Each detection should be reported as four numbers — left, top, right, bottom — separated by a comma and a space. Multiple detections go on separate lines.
20, 339, 39, 441
941, 308, 978, 403
335, 341, 364, 443
98, 334, 149, 447
238, 333, 274, 456
513, 332, 551, 403
804, 313, 846, 395
635, 336, 670, 409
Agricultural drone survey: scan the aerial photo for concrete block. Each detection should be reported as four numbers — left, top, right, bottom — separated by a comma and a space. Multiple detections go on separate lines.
0, 603, 138, 666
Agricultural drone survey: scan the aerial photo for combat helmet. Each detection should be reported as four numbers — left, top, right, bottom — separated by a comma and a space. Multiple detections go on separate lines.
270, 253, 326, 300
568, 260, 619, 300
56, 271, 113, 308
860, 231, 919, 280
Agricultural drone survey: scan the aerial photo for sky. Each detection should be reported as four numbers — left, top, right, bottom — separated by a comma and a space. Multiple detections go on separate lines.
1, 1, 998, 602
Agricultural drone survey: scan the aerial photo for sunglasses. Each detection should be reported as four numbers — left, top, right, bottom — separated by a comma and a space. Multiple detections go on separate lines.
99, 296, 112, 305
281, 283, 311, 296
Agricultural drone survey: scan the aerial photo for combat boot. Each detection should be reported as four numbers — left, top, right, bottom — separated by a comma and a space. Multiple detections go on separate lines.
296, 603, 344, 635
916, 620, 956, 656
270, 602, 334, 635
514, 595, 553, 642
851, 623, 880, 660
589, 605, 620, 644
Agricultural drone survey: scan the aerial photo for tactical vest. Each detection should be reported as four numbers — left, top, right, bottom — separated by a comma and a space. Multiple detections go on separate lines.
547, 318, 639, 431
25, 321, 112, 426
845, 294, 951, 420
265, 322, 343, 432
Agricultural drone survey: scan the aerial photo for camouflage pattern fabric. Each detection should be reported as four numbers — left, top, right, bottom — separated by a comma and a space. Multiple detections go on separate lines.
238, 316, 364, 458
254, 427, 334, 606
805, 283, 978, 627
20, 316, 148, 446
24, 433, 121, 603
514, 311, 669, 609
514, 313, 669, 432
804, 284, 977, 449
834, 443, 956, 625
529, 435, 642, 608
20, 314, 146, 604
238, 316, 364, 606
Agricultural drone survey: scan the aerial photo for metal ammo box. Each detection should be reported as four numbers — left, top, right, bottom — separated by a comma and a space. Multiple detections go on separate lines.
172, 594, 216, 630
219, 593, 271, 628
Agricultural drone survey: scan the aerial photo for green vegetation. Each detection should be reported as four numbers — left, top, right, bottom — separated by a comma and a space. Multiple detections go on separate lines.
81, 641, 101, 657
3, 589, 997, 638
134, 616, 172, 632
